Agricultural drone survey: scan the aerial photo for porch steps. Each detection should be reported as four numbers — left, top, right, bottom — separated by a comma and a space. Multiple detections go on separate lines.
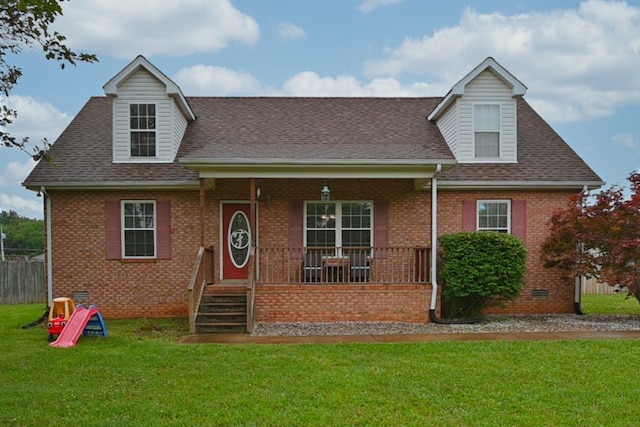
195, 288, 248, 334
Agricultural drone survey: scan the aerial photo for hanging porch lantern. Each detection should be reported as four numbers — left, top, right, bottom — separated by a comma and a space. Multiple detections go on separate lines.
321, 183, 331, 201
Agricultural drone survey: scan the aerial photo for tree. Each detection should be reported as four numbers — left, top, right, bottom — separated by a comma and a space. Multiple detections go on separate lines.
542, 172, 640, 302
1, 0, 97, 160
0, 209, 44, 257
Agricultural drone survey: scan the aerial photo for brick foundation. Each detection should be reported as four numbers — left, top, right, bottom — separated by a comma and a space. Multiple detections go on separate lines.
256, 284, 432, 323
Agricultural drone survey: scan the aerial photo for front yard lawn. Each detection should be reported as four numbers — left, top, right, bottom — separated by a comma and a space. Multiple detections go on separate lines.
1, 303, 639, 426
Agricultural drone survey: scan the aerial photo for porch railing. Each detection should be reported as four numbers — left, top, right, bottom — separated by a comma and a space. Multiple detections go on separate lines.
256, 246, 431, 285
187, 246, 214, 333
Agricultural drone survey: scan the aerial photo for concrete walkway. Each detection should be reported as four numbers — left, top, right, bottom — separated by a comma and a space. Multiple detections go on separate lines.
180, 330, 640, 344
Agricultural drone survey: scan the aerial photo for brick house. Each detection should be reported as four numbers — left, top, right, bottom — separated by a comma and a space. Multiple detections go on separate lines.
23, 56, 603, 332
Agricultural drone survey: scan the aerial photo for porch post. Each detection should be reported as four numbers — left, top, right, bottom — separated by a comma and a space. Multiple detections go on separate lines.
249, 178, 257, 246
199, 178, 205, 247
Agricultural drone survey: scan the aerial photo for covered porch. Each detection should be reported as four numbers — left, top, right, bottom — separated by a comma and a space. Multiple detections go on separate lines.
183, 158, 451, 333
186, 175, 444, 332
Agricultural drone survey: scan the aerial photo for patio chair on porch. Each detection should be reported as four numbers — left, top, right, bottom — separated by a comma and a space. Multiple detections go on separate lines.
302, 249, 323, 283
349, 248, 371, 283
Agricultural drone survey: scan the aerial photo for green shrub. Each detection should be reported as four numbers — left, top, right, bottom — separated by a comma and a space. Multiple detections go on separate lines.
439, 232, 527, 319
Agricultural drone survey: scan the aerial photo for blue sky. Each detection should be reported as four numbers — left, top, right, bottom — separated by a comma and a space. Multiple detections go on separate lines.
1, 0, 639, 218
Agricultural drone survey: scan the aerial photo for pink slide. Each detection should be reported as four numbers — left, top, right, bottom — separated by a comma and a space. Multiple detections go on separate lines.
50, 305, 100, 348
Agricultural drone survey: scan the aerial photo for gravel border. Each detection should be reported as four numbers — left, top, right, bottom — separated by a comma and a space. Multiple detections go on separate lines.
252, 314, 640, 337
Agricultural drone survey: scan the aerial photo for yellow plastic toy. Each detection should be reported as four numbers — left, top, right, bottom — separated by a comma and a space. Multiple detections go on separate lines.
47, 297, 76, 341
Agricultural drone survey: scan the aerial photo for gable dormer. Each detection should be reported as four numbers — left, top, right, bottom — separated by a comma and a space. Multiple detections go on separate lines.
103, 56, 195, 163
428, 57, 526, 164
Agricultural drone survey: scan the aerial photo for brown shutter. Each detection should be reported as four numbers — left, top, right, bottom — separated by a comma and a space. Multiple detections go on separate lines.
290, 201, 303, 258
105, 201, 121, 260
511, 199, 527, 241
462, 200, 476, 231
374, 200, 389, 258
156, 201, 171, 259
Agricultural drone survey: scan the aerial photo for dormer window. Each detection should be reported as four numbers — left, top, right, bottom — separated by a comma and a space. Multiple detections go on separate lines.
130, 103, 156, 157
474, 104, 500, 158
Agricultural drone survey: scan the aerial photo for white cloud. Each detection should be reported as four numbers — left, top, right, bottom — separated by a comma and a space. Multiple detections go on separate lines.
358, 0, 403, 13
172, 64, 445, 97
1, 95, 70, 146
280, 71, 443, 97
0, 159, 38, 188
364, 0, 640, 122
276, 22, 306, 40
0, 158, 41, 217
56, 0, 260, 58
172, 65, 261, 95
0, 193, 42, 217
612, 133, 639, 149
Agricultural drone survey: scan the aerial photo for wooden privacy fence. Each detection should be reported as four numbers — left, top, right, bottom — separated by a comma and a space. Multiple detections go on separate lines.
581, 277, 617, 295
0, 261, 46, 304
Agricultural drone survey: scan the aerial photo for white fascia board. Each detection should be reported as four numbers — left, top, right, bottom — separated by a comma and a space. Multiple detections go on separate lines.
180, 157, 456, 166
198, 167, 440, 179
23, 181, 199, 192
438, 180, 605, 191
180, 159, 457, 179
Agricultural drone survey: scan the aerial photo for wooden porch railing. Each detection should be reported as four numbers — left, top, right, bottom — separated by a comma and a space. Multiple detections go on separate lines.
187, 246, 214, 334
246, 247, 257, 333
256, 246, 431, 285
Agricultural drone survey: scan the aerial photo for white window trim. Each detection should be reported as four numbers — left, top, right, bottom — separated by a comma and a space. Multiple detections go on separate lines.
472, 103, 502, 160
128, 102, 157, 159
303, 200, 374, 250
121, 200, 157, 259
477, 199, 511, 233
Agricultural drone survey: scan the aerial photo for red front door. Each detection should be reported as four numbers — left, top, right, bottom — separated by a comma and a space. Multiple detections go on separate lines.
222, 203, 252, 280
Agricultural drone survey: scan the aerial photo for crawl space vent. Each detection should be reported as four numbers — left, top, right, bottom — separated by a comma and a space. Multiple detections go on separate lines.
73, 291, 90, 301
532, 289, 549, 299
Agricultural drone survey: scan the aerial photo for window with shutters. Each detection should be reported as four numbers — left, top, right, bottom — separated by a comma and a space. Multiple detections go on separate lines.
106, 200, 171, 260
122, 201, 156, 258
477, 200, 510, 233
305, 202, 372, 250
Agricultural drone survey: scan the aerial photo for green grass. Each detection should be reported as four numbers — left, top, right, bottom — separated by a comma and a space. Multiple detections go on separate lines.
1, 303, 639, 426
582, 292, 640, 315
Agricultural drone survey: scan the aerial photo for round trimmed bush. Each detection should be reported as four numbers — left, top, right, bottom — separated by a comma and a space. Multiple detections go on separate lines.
439, 231, 527, 319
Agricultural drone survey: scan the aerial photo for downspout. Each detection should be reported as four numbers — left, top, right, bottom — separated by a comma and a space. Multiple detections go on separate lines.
41, 186, 53, 307
574, 185, 589, 315
428, 165, 482, 325
428, 164, 441, 321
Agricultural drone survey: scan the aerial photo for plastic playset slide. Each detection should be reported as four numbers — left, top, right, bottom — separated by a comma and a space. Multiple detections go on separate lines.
50, 305, 107, 348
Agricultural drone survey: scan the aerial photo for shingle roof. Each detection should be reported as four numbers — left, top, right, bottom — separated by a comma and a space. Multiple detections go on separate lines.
23, 95, 602, 188
180, 97, 453, 161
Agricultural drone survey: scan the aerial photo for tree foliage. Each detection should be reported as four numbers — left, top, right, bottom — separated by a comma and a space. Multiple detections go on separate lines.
542, 172, 640, 302
439, 231, 527, 319
1, 209, 44, 257
0, 0, 97, 160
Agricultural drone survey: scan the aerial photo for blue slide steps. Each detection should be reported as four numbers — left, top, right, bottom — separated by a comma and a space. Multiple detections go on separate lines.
80, 304, 108, 337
